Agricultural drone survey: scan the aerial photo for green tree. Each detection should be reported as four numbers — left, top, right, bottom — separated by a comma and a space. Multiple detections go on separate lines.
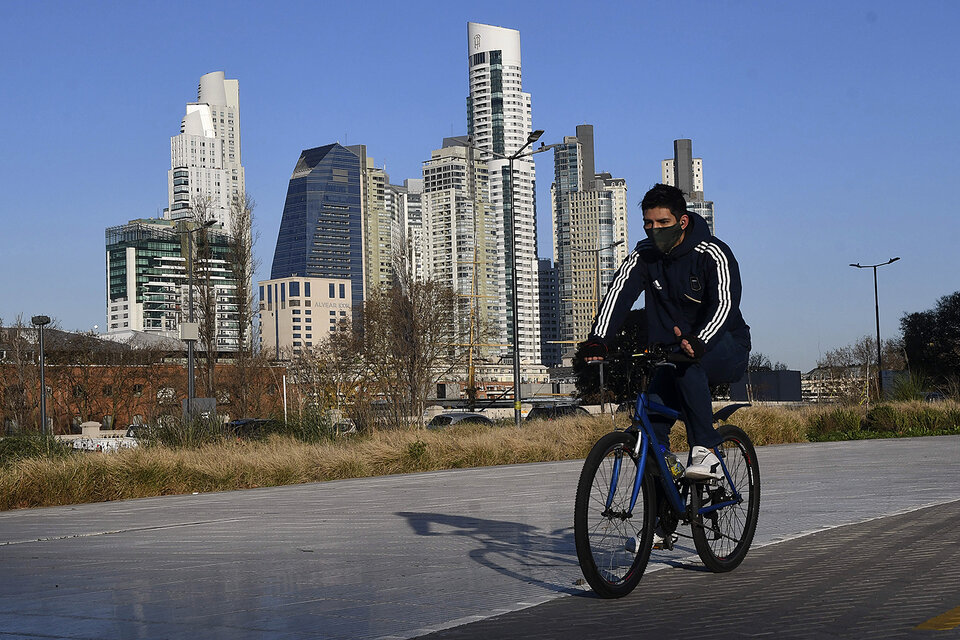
574, 309, 648, 404
901, 291, 960, 384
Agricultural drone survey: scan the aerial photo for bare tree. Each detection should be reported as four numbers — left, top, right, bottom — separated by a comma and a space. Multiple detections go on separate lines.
748, 351, 790, 371
361, 270, 465, 429
190, 195, 220, 398
287, 325, 378, 432
817, 335, 905, 404
220, 190, 262, 418
0, 314, 39, 431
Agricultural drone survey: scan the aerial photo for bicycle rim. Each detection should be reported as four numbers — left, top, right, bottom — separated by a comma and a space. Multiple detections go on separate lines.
574, 431, 655, 597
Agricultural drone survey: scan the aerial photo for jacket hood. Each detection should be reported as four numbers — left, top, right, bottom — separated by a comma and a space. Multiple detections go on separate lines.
668, 210, 711, 258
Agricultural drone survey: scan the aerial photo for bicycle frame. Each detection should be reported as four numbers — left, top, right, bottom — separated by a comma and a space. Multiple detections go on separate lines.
609, 388, 743, 521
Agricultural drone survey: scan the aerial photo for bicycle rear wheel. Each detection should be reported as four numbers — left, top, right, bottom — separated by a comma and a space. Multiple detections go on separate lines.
691, 424, 760, 572
574, 431, 656, 598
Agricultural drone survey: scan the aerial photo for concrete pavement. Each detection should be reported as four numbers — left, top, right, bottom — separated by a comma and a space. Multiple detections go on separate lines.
418, 499, 960, 639
0, 435, 958, 639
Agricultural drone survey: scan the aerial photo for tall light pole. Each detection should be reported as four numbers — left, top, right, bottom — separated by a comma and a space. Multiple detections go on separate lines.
850, 257, 900, 400
467, 129, 560, 426
178, 219, 217, 418
31, 315, 51, 435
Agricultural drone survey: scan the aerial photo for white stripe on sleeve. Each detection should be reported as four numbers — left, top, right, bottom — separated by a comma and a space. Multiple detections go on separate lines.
695, 242, 731, 343
594, 250, 640, 338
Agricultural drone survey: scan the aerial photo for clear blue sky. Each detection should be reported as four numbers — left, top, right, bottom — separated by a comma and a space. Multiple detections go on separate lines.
1, 0, 957, 372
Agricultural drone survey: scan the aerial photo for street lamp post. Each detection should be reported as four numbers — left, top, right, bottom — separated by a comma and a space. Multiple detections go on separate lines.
178, 219, 217, 418
30, 315, 51, 435
467, 130, 560, 427
849, 257, 900, 401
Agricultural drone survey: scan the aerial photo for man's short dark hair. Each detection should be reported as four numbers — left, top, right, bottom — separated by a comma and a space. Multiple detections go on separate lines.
641, 183, 688, 222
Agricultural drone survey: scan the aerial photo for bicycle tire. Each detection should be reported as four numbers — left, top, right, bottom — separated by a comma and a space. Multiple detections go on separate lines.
574, 431, 656, 598
690, 424, 761, 572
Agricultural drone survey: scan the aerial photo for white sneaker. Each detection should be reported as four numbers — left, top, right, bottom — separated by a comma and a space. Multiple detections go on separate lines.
684, 445, 723, 481
652, 529, 677, 550
625, 530, 676, 553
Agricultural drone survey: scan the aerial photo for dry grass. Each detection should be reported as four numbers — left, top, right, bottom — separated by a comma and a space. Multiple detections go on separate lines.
3, 401, 957, 511
0, 418, 611, 510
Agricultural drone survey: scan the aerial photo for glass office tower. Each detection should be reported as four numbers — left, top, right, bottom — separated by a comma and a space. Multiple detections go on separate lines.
271, 144, 364, 308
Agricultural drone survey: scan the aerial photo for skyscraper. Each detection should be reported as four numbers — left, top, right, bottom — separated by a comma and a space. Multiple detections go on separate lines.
550, 125, 629, 352
270, 144, 365, 309
466, 22, 541, 369
538, 259, 561, 368
391, 178, 424, 282
662, 138, 714, 233
106, 71, 244, 348
167, 71, 245, 233
347, 145, 397, 294
421, 137, 501, 358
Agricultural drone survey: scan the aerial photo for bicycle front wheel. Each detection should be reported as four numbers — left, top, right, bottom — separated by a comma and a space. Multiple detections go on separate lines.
690, 424, 761, 572
574, 431, 656, 598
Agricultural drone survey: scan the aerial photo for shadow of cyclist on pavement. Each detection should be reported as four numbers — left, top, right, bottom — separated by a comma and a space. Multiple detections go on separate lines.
396, 511, 583, 595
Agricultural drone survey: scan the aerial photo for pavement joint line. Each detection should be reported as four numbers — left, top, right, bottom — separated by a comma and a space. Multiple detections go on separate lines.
0, 517, 248, 546
399, 495, 960, 640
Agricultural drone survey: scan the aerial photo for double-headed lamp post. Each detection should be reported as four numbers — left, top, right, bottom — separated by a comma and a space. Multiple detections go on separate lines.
177, 219, 217, 418
849, 257, 900, 400
30, 315, 51, 435
467, 129, 560, 426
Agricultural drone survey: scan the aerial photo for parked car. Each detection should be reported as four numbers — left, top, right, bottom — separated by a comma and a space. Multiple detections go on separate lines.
525, 404, 590, 422
426, 412, 494, 429
924, 391, 947, 403
225, 418, 280, 439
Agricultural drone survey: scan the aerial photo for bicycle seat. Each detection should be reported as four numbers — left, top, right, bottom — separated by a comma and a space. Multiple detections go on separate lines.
712, 403, 751, 423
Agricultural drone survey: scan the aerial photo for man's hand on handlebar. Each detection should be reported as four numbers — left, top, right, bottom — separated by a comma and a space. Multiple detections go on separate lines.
579, 340, 607, 362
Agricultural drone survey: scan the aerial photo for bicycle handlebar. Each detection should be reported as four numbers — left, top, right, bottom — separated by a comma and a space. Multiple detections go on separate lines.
631, 342, 700, 364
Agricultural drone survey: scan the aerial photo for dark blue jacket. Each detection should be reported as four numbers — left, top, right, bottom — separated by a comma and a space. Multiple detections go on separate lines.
588, 211, 750, 353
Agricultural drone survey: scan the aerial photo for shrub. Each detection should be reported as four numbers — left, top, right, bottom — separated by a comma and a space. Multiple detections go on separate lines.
888, 372, 929, 402
138, 417, 224, 448
282, 407, 336, 443
0, 434, 74, 467
864, 404, 900, 432
807, 407, 863, 440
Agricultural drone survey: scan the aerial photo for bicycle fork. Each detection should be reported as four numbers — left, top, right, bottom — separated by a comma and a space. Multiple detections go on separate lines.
601, 432, 649, 517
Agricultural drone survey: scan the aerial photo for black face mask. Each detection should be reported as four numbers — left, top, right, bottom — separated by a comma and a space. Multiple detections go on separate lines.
645, 222, 684, 254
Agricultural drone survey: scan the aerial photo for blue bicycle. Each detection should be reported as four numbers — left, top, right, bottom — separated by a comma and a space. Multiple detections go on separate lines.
574, 345, 761, 598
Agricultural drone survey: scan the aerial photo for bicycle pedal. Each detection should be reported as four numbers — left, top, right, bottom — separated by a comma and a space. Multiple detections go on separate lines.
653, 534, 677, 551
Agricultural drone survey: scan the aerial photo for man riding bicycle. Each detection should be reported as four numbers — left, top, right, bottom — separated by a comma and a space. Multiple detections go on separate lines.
581, 183, 751, 482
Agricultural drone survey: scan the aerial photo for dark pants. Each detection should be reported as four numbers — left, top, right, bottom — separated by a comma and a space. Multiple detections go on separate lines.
647, 331, 749, 450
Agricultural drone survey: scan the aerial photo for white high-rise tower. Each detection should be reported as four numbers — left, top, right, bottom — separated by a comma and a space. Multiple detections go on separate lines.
167, 71, 245, 232
466, 22, 541, 368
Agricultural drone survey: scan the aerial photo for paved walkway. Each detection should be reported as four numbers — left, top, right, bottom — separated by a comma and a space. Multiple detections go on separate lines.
418, 499, 960, 639
0, 435, 957, 639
